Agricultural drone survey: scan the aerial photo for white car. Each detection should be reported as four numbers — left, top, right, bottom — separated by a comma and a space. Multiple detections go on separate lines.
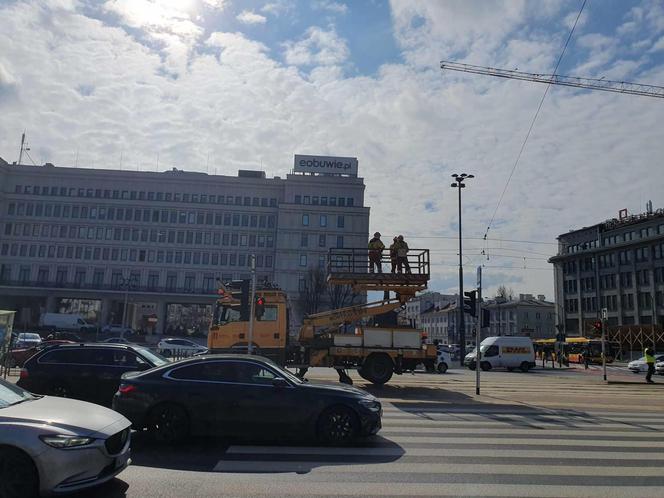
14, 333, 42, 349
101, 324, 135, 337
0, 378, 131, 498
157, 338, 208, 357
436, 349, 452, 374
628, 355, 664, 373
655, 362, 664, 376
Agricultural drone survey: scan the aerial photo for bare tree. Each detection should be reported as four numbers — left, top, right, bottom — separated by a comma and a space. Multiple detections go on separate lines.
327, 283, 360, 310
298, 267, 327, 315
496, 285, 514, 300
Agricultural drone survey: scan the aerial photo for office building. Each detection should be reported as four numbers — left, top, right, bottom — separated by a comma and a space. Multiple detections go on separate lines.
0, 155, 369, 335
482, 294, 555, 340
549, 206, 664, 336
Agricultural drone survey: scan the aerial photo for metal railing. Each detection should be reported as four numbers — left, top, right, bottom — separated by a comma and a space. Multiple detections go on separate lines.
328, 248, 430, 276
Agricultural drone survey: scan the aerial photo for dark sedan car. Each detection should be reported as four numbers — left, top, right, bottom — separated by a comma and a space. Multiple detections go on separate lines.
18, 343, 169, 406
4, 340, 75, 368
113, 355, 382, 444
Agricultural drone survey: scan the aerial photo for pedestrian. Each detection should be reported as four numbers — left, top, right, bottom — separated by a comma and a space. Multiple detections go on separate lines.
368, 232, 385, 273
582, 347, 590, 370
395, 235, 411, 274
389, 237, 398, 273
645, 347, 656, 384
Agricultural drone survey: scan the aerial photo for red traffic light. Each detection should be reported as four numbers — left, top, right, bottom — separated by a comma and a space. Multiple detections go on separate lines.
257, 297, 264, 305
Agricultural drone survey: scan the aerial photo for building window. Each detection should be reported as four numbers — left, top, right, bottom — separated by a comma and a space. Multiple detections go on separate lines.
301, 234, 308, 247
337, 215, 345, 228
336, 235, 344, 248
319, 234, 326, 247
302, 214, 309, 226
320, 214, 327, 227
299, 255, 307, 267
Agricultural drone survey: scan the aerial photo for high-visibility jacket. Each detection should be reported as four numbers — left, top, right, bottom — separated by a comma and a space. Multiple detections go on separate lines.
645, 352, 656, 364
368, 238, 385, 251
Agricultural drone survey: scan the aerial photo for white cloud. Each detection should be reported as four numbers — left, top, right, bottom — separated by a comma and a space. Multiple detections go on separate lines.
283, 26, 349, 66
236, 10, 267, 25
312, 0, 348, 15
261, 0, 294, 17
651, 35, 664, 52
0, 0, 662, 300
202, 0, 227, 10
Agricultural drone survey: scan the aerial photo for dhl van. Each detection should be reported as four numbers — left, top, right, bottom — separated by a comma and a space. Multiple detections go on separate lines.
464, 336, 536, 372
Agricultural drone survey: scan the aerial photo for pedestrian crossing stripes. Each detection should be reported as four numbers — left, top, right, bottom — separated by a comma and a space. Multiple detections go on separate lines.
212, 401, 664, 497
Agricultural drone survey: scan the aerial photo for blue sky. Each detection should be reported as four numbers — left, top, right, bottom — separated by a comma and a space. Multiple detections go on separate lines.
1, 0, 663, 297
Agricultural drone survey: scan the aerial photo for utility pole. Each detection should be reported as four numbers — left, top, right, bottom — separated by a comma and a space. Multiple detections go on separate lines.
601, 307, 608, 381
248, 255, 257, 354
121, 273, 131, 340
476, 266, 482, 395
451, 173, 474, 364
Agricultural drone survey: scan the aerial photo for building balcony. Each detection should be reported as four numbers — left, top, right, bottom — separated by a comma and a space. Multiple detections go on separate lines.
0, 279, 219, 297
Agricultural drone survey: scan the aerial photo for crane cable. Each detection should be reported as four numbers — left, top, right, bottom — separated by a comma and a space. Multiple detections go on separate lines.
483, 0, 588, 241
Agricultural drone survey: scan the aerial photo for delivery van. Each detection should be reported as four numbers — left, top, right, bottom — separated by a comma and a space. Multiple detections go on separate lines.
39, 313, 95, 332
464, 336, 535, 372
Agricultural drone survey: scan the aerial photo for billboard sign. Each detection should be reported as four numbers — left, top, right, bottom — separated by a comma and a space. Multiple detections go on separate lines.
294, 154, 358, 176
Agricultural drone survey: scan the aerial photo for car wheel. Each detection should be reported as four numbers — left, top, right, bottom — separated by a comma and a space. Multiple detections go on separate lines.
149, 404, 190, 444
467, 362, 476, 371
50, 382, 70, 398
437, 362, 448, 374
317, 405, 359, 445
0, 447, 39, 498
520, 362, 530, 373
359, 354, 393, 385
480, 361, 491, 372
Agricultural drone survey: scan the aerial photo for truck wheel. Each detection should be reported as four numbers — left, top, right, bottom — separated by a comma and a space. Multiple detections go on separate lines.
359, 354, 394, 385
467, 362, 476, 371
424, 361, 435, 373
437, 362, 448, 374
480, 361, 491, 371
520, 362, 530, 373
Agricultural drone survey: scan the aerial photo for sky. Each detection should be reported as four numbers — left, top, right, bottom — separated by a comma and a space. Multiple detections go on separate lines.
1, 0, 663, 299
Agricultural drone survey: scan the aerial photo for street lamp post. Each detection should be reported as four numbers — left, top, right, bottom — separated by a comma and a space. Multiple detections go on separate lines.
451, 173, 474, 365
120, 272, 132, 339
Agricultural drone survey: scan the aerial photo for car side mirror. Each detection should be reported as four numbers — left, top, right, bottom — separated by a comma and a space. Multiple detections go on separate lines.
272, 377, 289, 388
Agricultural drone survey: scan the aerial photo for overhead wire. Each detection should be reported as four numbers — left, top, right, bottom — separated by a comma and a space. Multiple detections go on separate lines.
482, 0, 588, 240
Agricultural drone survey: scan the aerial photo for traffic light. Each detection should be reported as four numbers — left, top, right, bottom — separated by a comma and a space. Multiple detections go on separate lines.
255, 295, 265, 320
481, 308, 490, 328
238, 279, 250, 321
592, 320, 603, 334
463, 290, 477, 317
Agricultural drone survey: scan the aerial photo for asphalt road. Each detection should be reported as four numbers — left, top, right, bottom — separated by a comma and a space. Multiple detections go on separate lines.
58, 365, 664, 497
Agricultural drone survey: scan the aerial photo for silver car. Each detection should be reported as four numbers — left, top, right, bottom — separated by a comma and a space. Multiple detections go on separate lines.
0, 379, 131, 497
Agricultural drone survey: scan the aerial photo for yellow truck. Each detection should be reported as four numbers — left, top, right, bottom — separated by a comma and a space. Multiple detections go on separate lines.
207, 248, 436, 385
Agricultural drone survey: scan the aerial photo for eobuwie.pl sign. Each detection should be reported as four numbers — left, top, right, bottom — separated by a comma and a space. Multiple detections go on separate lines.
294, 154, 358, 176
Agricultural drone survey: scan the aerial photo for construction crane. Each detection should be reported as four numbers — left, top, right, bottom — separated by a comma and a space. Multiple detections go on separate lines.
440, 60, 664, 99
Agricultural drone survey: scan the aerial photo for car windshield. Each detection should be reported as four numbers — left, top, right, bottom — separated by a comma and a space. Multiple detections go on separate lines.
134, 347, 169, 367
0, 379, 37, 408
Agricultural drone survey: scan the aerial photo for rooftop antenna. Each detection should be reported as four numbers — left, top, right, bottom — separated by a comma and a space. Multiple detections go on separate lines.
17, 131, 28, 165
206, 152, 210, 173
119, 151, 124, 170
74, 149, 79, 168
156, 153, 159, 171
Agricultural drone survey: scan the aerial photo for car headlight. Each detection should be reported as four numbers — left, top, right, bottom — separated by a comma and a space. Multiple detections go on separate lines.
39, 435, 95, 448
358, 399, 381, 412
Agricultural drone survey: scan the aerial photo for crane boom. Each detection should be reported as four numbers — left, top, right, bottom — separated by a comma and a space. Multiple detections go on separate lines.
440, 60, 664, 99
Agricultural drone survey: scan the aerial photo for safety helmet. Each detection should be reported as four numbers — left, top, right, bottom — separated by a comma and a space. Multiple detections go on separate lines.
398, 235, 404, 241
374, 232, 381, 237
